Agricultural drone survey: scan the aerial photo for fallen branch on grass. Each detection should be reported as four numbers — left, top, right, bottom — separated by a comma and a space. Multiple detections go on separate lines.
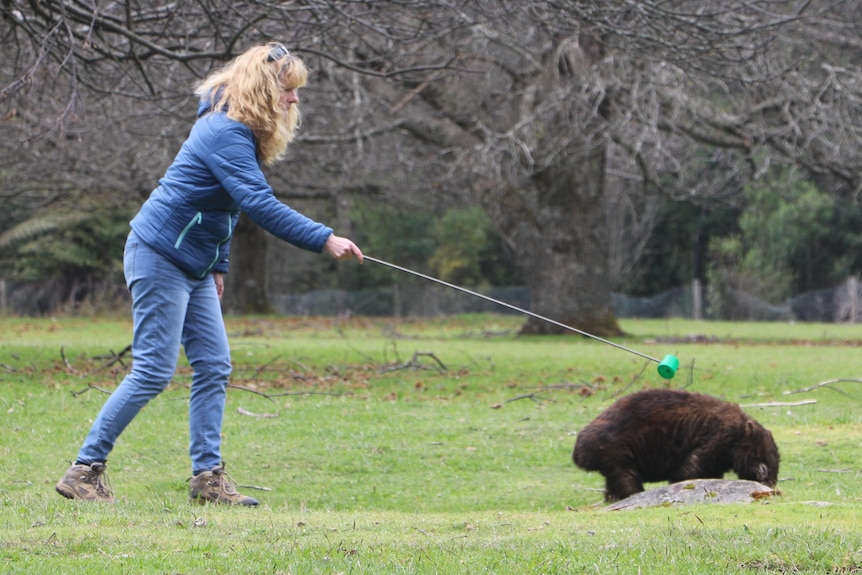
783, 378, 862, 398
740, 400, 817, 408
237, 407, 278, 418
61, 344, 132, 375
492, 393, 556, 408
261, 389, 351, 398
505, 393, 555, 404
71, 383, 113, 397
226, 383, 275, 401
227, 384, 350, 401
96, 344, 132, 369
236, 483, 272, 491
59, 346, 79, 375
609, 362, 652, 399
379, 351, 447, 373
249, 354, 283, 380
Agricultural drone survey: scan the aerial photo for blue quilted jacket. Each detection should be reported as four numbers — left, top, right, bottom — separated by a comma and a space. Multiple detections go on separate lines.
130, 98, 332, 279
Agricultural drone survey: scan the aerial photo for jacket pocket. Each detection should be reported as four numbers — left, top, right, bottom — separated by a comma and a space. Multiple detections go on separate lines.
174, 212, 203, 249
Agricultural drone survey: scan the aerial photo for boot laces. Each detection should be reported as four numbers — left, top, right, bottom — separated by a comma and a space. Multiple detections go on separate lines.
211, 463, 240, 496
86, 463, 113, 498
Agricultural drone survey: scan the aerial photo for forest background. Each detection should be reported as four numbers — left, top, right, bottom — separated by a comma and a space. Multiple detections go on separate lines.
2, 1, 862, 331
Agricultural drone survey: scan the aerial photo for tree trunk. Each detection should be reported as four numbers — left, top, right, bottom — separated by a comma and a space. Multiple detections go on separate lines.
476, 31, 623, 337
484, 142, 622, 337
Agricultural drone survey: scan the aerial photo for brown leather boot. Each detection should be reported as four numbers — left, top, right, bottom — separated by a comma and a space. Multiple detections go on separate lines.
55, 462, 115, 503
188, 462, 259, 506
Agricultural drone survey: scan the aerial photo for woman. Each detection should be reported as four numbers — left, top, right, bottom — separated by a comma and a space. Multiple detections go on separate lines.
56, 42, 363, 505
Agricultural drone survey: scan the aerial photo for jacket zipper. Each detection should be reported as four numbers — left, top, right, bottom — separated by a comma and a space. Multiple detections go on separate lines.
174, 212, 233, 278
199, 215, 234, 278
174, 212, 203, 249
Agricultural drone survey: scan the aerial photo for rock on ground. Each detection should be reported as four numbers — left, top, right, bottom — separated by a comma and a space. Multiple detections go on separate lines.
602, 479, 780, 511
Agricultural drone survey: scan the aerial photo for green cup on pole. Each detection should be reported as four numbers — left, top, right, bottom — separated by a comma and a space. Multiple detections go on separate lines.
657, 354, 679, 379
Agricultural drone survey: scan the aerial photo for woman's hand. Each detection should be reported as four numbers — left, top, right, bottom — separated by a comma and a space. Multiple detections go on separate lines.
212, 272, 225, 299
324, 235, 364, 263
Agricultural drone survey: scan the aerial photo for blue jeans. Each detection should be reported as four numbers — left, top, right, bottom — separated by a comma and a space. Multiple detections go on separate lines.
76, 231, 232, 475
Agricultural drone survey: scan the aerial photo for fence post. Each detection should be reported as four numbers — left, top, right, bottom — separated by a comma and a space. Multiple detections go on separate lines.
0, 278, 5, 315
850, 276, 859, 324
692, 278, 702, 320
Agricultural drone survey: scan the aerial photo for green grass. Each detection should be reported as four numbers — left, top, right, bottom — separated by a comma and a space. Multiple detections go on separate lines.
2, 314, 862, 573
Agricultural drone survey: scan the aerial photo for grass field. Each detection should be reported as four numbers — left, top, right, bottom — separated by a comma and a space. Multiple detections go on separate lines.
1, 314, 862, 574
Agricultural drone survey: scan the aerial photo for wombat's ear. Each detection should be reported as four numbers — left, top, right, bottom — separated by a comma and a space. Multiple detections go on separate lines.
745, 420, 757, 435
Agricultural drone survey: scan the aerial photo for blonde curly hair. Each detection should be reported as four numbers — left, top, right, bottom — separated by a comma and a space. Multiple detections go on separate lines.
195, 43, 308, 165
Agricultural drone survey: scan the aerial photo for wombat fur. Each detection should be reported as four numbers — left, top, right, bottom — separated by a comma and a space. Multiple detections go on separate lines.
573, 388, 780, 502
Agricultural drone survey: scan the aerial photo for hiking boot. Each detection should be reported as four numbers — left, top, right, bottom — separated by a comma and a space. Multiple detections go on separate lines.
189, 463, 259, 506
55, 462, 115, 503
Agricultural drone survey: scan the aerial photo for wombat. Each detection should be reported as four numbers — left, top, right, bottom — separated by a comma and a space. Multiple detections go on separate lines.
573, 388, 780, 502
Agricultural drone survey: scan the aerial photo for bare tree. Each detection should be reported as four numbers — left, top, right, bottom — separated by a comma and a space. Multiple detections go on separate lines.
2, 1, 861, 334
312, 0, 862, 333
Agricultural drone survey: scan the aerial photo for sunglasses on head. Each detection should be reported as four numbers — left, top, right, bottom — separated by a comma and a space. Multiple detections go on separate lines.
266, 43, 291, 63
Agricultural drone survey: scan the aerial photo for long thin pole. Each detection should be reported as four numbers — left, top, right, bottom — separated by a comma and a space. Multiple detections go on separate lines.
364, 256, 661, 364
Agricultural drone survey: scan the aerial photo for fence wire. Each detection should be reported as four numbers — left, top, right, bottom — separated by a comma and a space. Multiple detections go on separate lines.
3, 278, 861, 322
270, 278, 862, 323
